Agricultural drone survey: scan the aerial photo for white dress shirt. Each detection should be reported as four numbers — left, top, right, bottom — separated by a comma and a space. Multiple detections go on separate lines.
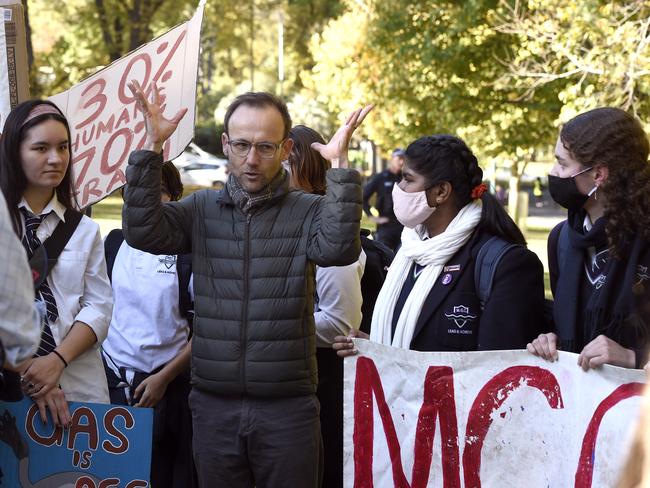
0, 192, 41, 366
314, 250, 366, 347
102, 242, 190, 374
19, 196, 112, 403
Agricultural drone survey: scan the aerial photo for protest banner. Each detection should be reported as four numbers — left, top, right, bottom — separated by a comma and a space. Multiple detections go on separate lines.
344, 340, 645, 488
50, 3, 205, 209
0, 398, 153, 487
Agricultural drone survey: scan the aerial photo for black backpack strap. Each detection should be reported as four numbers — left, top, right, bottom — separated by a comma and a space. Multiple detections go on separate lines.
474, 236, 518, 311
359, 230, 395, 334
176, 253, 193, 322
29, 209, 83, 284
103, 229, 125, 283
547, 220, 568, 297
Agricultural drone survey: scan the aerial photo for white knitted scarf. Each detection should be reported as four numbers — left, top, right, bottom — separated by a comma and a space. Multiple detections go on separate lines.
369, 200, 483, 348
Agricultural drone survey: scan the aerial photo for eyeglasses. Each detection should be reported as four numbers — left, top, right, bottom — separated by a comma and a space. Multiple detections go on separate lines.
227, 138, 285, 159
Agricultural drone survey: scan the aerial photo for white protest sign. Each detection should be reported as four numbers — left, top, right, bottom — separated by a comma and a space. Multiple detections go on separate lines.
50, 4, 204, 208
344, 340, 645, 487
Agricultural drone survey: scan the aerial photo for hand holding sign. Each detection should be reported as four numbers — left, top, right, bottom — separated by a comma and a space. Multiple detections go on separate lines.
577, 334, 636, 370
332, 329, 369, 358
311, 104, 374, 169
128, 80, 188, 154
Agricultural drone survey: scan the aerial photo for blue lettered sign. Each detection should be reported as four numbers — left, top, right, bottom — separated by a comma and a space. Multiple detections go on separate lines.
0, 398, 152, 487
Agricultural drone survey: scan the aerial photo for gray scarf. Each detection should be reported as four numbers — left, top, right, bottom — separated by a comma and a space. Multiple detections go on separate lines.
227, 169, 288, 214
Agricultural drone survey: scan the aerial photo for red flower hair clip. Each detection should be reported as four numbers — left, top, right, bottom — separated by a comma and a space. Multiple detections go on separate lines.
471, 183, 488, 200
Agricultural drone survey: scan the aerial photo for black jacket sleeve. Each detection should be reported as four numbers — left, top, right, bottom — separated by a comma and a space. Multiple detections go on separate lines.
477, 246, 546, 350
122, 150, 195, 255
307, 168, 362, 267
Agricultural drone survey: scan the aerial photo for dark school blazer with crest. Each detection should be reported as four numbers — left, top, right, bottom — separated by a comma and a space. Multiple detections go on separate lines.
402, 229, 546, 352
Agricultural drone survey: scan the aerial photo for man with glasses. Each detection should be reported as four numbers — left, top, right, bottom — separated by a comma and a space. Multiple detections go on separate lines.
123, 84, 371, 487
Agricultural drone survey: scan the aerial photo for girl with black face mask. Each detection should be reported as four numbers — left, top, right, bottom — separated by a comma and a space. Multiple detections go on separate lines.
528, 107, 650, 370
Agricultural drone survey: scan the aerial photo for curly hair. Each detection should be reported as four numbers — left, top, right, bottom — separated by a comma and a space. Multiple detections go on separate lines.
405, 135, 526, 245
288, 125, 330, 195
560, 107, 650, 257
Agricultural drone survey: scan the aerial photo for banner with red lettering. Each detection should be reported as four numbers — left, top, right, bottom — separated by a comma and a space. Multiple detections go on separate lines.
0, 398, 152, 487
49, 4, 204, 209
344, 340, 645, 487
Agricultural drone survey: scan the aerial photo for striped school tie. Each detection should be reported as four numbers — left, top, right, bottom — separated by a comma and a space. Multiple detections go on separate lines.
20, 208, 58, 356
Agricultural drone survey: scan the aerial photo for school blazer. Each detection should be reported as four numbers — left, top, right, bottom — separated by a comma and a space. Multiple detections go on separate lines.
409, 229, 546, 352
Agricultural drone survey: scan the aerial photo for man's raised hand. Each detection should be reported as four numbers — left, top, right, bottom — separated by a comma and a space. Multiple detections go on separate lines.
127, 80, 188, 153
311, 104, 374, 169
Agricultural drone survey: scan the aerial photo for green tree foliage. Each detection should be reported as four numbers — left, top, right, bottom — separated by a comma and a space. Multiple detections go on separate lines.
28, 0, 342, 128
305, 0, 562, 159
26, 0, 649, 162
28, 0, 195, 96
493, 0, 650, 123
305, 0, 649, 155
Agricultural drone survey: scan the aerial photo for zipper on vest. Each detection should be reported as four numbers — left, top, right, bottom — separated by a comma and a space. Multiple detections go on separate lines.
241, 213, 252, 394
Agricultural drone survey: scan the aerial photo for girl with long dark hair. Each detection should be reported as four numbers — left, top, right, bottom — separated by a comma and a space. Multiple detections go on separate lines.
334, 134, 546, 354
0, 100, 112, 426
528, 107, 650, 369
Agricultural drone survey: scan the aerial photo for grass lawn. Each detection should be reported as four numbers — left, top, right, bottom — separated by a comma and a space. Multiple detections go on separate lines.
92, 191, 555, 297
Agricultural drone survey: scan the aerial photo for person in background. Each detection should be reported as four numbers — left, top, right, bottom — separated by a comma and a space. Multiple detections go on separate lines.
102, 160, 195, 488
0, 99, 112, 426
528, 107, 650, 370
287, 124, 366, 488
533, 177, 544, 208
334, 134, 546, 356
362, 148, 405, 251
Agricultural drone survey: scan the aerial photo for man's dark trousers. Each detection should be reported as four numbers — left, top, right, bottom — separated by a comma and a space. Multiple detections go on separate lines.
190, 388, 324, 487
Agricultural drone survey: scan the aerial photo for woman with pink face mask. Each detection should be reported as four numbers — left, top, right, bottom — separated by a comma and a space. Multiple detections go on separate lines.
333, 134, 546, 355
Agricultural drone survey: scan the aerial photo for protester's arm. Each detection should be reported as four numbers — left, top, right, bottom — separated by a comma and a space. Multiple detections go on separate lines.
123, 151, 195, 254
22, 224, 113, 400
307, 106, 372, 267
310, 105, 373, 170
134, 341, 191, 408
0, 193, 41, 366
314, 255, 365, 347
123, 80, 193, 255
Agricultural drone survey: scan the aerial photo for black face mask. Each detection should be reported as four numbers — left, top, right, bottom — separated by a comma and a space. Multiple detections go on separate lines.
547, 167, 594, 210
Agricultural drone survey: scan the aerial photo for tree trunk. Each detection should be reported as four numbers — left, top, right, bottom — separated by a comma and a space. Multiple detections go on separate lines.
22, 0, 39, 96
507, 173, 520, 221
508, 154, 533, 236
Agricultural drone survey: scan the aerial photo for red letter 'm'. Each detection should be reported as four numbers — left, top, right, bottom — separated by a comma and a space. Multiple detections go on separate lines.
353, 357, 460, 488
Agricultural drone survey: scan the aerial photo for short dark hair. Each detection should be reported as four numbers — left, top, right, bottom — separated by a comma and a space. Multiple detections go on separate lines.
161, 161, 183, 201
0, 99, 74, 236
223, 92, 292, 139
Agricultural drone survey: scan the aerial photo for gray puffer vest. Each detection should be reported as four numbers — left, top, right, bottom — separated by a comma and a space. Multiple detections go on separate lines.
123, 150, 362, 397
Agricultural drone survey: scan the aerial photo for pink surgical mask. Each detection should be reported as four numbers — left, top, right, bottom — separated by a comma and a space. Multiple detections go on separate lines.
392, 183, 436, 228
